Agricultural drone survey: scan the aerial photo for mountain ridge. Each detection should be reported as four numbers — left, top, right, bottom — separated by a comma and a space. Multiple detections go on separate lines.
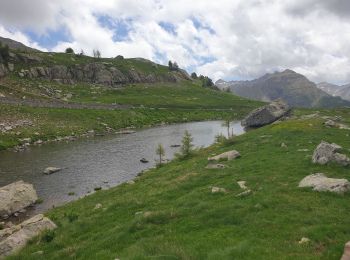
216, 69, 350, 108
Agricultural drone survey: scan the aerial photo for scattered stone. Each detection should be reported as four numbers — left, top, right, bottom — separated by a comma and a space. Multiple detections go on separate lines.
205, 163, 226, 169
127, 180, 135, 185
298, 237, 311, 244
241, 99, 290, 128
32, 250, 44, 255
140, 158, 149, 163
115, 130, 136, 135
0, 181, 38, 219
237, 181, 248, 190
208, 150, 240, 162
341, 241, 350, 260
297, 149, 309, 152
324, 120, 350, 130
312, 141, 350, 166
0, 214, 56, 257
211, 187, 226, 193
281, 142, 288, 148
0, 93, 5, 98
299, 173, 350, 194
236, 189, 252, 197
43, 167, 61, 175
94, 203, 102, 210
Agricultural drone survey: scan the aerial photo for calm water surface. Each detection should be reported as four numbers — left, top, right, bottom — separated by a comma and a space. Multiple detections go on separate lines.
0, 121, 244, 216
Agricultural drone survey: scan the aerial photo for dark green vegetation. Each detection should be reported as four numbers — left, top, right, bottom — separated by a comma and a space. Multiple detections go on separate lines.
9, 108, 350, 259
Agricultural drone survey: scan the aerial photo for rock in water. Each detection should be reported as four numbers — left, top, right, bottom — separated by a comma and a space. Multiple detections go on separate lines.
0, 214, 56, 257
0, 181, 38, 219
341, 241, 350, 260
312, 141, 350, 166
43, 167, 61, 175
208, 150, 240, 162
299, 173, 350, 194
241, 99, 290, 127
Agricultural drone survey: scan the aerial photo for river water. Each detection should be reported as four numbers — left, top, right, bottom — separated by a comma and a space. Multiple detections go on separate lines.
0, 121, 244, 217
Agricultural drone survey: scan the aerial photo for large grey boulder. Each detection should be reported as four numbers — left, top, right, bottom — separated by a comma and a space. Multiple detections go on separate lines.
299, 173, 350, 194
0, 181, 38, 218
312, 141, 350, 166
241, 99, 290, 127
0, 214, 56, 257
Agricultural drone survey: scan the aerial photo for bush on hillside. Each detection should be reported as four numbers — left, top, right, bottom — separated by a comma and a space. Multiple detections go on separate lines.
65, 47, 74, 54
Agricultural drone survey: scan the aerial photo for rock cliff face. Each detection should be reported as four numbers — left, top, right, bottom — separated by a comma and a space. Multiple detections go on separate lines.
17, 63, 190, 86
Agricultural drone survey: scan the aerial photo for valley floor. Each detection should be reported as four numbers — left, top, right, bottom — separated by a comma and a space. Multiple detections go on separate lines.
8, 108, 350, 259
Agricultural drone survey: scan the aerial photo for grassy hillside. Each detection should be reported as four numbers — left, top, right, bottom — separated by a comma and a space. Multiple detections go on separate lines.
1, 76, 259, 109
9, 108, 350, 259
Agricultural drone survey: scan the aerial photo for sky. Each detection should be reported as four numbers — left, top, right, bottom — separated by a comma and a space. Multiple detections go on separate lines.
0, 0, 350, 84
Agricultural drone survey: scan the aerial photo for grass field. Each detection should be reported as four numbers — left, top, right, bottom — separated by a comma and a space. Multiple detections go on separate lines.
8, 108, 350, 259
1, 77, 259, 109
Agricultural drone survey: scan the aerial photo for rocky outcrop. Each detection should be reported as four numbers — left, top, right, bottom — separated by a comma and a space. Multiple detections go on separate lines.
241, 99, 290, 127
0, 64, 8, 78
299, 173, 350, 194
17, 62, 190, 87
0, 214, 56, 257
312, 141, 350, 166
341, 241, 350, 260
0, 181, 38, 219
208, 150, 240, 162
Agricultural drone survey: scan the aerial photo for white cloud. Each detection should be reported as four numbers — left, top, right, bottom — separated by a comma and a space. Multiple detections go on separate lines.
1, 0, 350, 84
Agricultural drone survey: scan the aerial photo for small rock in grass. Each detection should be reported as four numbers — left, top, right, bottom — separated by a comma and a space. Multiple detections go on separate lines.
312, 141, 350, 166
298, 237, 311, 244
43, 167, 61, 175
205, 164, 225, 169
127, 180, 135, 185
341, 241, 350, 260
299, 173, 350, 194
297, 149, 309, 152
94, 203, 102, 210
32, 251, 44, 255
236, 189, 252, 197
237, 181, 248, 190
211, 187, 226, 193
208, 150, 240, 162
281, 142, 288, 148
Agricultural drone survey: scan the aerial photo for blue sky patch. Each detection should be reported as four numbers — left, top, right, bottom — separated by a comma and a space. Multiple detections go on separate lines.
24, 27, 71, 49
97, 15, 132, 41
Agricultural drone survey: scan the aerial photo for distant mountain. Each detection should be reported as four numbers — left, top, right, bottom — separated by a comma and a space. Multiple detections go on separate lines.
316, 82, 350, 101
216, 70, 350, 108
0, 36, 39, 52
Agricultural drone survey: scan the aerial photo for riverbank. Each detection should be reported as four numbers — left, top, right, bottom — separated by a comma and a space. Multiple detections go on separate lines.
9, 108, 350, 259
0, 104, 253, 151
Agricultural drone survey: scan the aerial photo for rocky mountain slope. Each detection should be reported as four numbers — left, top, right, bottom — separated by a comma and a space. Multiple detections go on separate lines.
216, 70, 350, 108
0, 36, 39, 52
316, 82, 350, 101
0, 38, 191, 87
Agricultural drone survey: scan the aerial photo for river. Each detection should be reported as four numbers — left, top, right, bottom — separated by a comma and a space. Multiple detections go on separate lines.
0, 120, 244, 218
